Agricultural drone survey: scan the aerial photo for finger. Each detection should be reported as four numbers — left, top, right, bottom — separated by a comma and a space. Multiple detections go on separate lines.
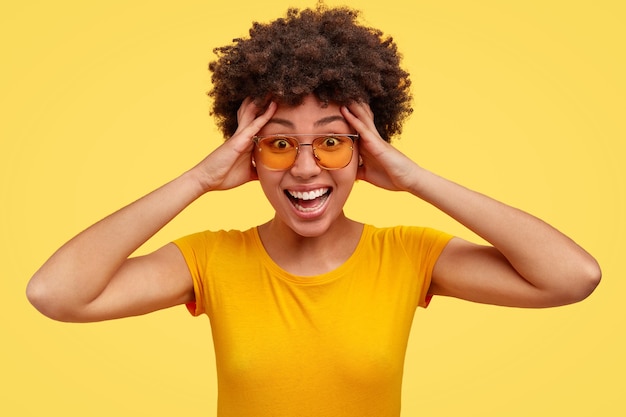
345, 102, 377, 130
341, 105, 386, 153
340, 105, 367, 133
342, 106, 378, 141
236, 97, 262, 131
228, 101, 277, 151
242, 100, 277, 135
352, 100, 375, 120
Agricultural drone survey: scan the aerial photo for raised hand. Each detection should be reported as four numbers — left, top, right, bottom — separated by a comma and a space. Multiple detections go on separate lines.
342, 101, 600, 309
193, 98, 277, 192
26, 98, 277, 322
341, 101, 420, 192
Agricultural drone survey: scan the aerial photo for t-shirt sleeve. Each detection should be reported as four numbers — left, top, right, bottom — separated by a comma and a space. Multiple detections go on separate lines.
172, 231, 212, 317
399, 226, 454, 308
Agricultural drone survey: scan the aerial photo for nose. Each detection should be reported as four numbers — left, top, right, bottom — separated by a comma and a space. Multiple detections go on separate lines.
289, 144, 322, 178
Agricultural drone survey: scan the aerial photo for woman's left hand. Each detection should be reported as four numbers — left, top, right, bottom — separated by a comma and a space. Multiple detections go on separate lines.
342, 102, 601, 309
341, 101, 421, 192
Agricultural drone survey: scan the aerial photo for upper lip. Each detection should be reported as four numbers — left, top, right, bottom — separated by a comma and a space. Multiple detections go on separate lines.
285, 187, 330, 200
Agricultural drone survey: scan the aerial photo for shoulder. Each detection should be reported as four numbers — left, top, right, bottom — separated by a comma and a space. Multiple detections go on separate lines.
359, 225, 453, 266
173, 228, 255, 247
366, 225, 453, 246
172, 228, 258, 262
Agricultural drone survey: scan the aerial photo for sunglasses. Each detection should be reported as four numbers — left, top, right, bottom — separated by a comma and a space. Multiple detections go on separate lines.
252, 134, 359, 171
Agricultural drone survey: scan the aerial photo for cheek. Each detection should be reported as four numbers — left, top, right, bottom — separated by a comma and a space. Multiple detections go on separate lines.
339, 155, 360, 181
256, 170, 284, 199
331, 167, 359, 193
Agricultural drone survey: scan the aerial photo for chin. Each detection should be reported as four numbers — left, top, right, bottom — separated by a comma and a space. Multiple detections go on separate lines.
276, 205, 346, 239
288, 221, 334, 238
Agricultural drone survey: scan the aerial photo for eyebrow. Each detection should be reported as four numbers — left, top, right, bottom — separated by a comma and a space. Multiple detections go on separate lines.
265, 118, 295, 129
314, 115, 346, 127
266, 115, 347, 129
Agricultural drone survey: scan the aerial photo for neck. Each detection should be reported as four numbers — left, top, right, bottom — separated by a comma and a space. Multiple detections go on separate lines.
258, 213, 363, 276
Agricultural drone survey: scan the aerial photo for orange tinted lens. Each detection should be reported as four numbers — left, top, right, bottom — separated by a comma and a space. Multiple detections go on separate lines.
313, 136, 354, 169
255, 137, 298, 170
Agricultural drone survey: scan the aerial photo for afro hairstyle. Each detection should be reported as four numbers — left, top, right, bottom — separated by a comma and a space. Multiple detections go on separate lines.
208, 3, 412, 142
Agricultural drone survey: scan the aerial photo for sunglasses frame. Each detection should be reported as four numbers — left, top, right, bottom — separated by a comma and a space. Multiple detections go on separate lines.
252, 133, 359, 171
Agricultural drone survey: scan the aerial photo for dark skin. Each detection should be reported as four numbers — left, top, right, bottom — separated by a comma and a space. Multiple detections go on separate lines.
26, 96, 600, 322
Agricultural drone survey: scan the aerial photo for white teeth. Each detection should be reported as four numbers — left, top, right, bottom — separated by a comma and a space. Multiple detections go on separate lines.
288, 188, 329, 201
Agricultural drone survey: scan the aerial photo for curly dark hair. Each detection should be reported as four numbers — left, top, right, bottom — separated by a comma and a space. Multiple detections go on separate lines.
208, 4, 412, 142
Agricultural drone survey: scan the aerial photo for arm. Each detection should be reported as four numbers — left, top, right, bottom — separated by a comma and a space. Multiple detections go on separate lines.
342, 102, 601, 308
26, 99, 277, 322
412, 169, 600, 307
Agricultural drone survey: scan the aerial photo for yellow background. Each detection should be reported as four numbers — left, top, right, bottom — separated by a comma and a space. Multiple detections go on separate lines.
1, 1, 624, 415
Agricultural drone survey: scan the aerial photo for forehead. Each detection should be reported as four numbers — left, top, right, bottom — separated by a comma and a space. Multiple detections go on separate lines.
262, 95, 348, 132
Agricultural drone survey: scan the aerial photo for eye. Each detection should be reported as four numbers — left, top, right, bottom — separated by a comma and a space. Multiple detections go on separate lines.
269, 138, 294, 151
323, 137, 339, 147
317, 136, 346, 150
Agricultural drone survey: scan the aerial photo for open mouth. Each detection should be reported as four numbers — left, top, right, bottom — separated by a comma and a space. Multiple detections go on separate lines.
285, 187, 331, 213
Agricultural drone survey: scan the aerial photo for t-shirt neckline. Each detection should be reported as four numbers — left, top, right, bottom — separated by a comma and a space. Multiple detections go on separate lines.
250, 224, 370, 285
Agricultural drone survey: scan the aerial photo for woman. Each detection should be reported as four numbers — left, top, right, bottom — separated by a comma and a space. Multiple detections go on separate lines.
26, 5, 600, 417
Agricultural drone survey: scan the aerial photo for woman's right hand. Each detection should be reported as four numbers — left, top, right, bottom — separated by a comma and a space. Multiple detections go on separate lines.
193, 98, 277, 192
26, 97, 276, 322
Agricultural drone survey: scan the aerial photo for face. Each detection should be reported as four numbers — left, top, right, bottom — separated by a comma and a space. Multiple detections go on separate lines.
253, 95, 359, 238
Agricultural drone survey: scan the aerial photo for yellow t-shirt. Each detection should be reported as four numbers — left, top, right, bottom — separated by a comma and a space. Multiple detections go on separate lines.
173, 225, 452, 417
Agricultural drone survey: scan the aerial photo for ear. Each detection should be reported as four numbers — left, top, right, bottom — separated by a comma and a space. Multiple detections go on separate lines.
251, 157, 257, 168
358, 155, 364, 167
